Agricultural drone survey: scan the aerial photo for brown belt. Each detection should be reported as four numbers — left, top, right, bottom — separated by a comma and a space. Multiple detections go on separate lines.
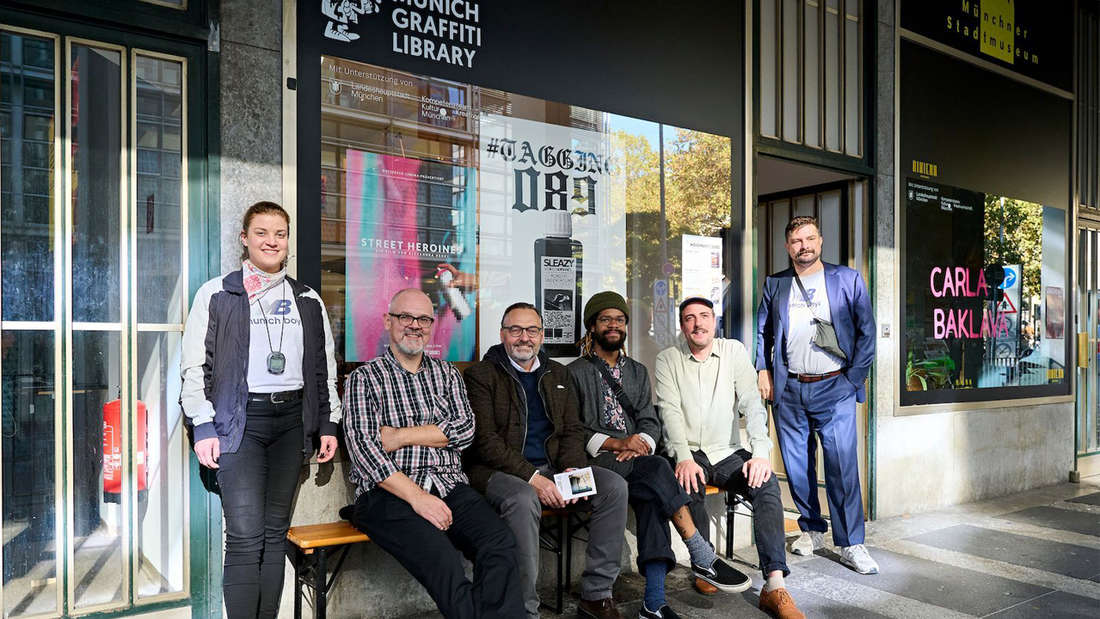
792, 369, 844, 383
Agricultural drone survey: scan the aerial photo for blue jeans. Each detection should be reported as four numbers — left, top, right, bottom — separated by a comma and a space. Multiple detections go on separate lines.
216, 398, 303, 619
776, 373, 865, 547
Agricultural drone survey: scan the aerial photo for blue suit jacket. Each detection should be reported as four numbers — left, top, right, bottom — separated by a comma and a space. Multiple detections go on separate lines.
754, 263, 875, 407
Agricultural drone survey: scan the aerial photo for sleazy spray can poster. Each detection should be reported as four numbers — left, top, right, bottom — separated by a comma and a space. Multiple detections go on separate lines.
477, 113, 626, 358
344, 150, 478, 362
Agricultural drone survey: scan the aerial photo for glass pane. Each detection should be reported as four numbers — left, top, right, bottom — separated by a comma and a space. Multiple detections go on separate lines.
794, 194, 814, 217
669, 124, 732, 325
71, 330, 124, 609
903, 183, 1069, 396
71, 44, 122, 323
135, 55, 185, 324
319, 55, 735, 375
819, 190, 841, 264
782, 0, 800, 142
844, 16, 861, 156
770, 200, 790, 273
756, 205, 769, 287
1094, 293, 1100, 451
804, 1, 821, 148
824, 10, 841, 151
759, 0, 778, 137
135, 331, 186, 597
3, 330, 57, 617
1, 32, 55, 322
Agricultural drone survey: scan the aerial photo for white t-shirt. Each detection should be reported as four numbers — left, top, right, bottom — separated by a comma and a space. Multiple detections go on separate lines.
786, 268, 844, 375
247, 282, 305, 393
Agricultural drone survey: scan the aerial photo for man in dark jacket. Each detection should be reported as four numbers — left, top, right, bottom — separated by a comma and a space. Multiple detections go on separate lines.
568, 292, 750, 619
464, 302, 629, 619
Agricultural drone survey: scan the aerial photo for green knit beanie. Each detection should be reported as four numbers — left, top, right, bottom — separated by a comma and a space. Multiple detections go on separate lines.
583, 291, 629, 328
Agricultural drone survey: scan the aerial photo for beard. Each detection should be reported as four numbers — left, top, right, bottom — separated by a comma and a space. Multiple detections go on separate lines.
394, 331, 426, 355
593, 329, 625, 351
507, 343, 537, 363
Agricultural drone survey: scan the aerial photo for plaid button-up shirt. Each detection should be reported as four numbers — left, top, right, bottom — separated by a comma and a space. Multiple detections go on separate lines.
343, 348, 475, 499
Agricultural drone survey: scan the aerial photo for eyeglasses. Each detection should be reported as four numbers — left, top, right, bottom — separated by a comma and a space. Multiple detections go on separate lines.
596, 315, 627, 326
388, 312, 435, 328
502, 325, 543, 337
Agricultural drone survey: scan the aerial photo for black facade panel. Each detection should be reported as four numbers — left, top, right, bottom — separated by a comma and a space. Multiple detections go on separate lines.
899, 40, 1071, 209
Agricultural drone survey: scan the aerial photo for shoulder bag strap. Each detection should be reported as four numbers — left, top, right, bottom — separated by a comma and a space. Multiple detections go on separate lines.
584, 355, 638, 418
793, 272, 831, 325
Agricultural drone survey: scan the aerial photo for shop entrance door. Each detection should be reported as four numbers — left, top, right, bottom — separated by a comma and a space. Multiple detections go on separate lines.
754, 156, 871, 521
1075, 222, 1100, 480
0, 14, 207, 616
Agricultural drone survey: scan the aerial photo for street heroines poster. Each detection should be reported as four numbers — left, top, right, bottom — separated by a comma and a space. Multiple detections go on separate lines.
344, 150, 477, 361
476, 113, 627, 358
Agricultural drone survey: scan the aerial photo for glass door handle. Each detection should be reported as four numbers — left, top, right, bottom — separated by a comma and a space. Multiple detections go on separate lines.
1080, 332, 1091, 368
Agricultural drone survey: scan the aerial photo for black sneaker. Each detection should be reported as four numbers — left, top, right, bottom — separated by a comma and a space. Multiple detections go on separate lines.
639, 604, 682, 619
691, 557, 752, 593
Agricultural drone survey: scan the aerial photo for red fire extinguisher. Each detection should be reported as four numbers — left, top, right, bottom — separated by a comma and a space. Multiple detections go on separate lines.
103, 399, 148, 497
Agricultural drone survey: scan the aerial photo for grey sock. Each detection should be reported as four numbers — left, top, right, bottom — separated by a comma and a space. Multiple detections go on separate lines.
684, 531, 716, 567
763, 572, 785, 593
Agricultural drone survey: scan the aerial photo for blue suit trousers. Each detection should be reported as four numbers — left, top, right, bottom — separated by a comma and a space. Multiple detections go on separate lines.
775, 374, 865, 547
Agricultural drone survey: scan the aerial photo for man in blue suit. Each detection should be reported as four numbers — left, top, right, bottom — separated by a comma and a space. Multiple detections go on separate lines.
755, 216, 878, 575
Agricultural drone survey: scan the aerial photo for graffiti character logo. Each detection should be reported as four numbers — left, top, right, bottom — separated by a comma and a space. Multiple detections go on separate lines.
322, 0, 380, 42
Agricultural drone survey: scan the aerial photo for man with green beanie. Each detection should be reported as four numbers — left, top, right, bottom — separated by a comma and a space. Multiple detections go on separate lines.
569, 291, 750, 619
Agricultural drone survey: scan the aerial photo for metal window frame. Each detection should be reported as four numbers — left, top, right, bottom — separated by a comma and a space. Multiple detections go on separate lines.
0, 22, 65, 619
129, 47, 190, 607
64, 35, 131, 616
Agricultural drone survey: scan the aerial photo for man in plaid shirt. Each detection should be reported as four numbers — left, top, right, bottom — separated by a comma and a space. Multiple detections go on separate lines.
343, 288, 522, 618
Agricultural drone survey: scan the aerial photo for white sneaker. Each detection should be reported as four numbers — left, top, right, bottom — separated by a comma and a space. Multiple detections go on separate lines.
789, 530, 825, 556
839, 544, 879, 574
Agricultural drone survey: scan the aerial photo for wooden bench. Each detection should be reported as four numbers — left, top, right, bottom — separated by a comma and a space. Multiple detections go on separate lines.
286, 485, 754, 618
286, 521, 369, 619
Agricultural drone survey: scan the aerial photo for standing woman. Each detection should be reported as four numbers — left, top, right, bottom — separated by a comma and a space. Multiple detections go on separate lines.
181, 201, 341, 618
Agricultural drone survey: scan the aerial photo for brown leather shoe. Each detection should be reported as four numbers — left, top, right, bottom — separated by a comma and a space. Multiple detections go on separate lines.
758, 587, 805, 619
578, 596, 623, 619
693, 577, 719, 595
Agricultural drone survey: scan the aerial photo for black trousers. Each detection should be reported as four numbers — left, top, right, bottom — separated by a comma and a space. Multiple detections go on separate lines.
353, 483, 524, 619
686, 449, 790, 577
622, 455, 691, 572
216, 399, 303, 619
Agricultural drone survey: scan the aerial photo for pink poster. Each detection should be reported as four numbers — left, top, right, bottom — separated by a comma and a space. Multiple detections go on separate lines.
344, 150, 477, 361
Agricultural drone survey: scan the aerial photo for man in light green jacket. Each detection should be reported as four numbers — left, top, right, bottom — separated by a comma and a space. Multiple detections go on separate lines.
655, 296, 803, 619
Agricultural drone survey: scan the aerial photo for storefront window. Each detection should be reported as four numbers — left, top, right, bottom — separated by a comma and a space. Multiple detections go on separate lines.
319, 57, 732, 373
903, 178, 1068, 403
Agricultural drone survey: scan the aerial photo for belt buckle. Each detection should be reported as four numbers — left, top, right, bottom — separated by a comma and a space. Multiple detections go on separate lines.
269, 391, 285, 405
